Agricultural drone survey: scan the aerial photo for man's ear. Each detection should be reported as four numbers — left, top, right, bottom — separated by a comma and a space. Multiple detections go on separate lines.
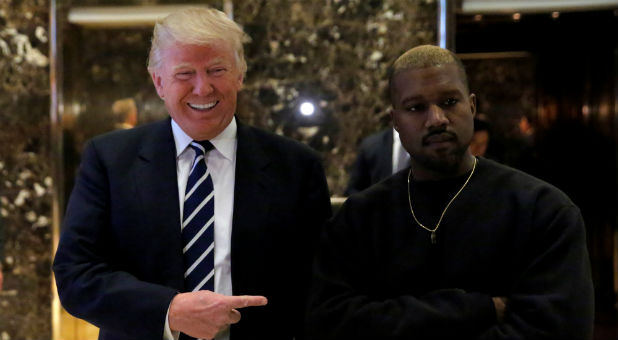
237, 73, 244, 90
469, 93, 477, 116
151, 71, 164, 99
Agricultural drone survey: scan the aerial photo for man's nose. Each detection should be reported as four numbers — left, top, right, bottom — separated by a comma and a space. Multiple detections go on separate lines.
193, 74, 214, 96
426, 104, 449, 127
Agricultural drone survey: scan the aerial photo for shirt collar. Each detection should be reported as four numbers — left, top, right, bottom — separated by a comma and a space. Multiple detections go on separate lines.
171, 117, 237, 161
393, 127, 401, 149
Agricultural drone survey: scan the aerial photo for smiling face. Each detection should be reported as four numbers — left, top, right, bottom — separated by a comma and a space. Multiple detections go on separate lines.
151, 41, 243, 140
390, 63, 476, 178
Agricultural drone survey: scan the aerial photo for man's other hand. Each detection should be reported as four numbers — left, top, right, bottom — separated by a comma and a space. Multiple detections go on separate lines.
492, 296, 508, 323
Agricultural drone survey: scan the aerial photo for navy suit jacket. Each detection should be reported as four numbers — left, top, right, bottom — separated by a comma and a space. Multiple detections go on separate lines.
345, 128, 393, 196
53, 118, 332, 340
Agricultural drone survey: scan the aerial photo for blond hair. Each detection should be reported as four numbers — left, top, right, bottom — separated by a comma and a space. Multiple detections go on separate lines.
147, 7, 250, 76
388, 45, 469, 100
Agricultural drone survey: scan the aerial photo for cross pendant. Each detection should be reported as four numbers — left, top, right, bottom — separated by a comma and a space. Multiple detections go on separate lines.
431, 231, 436, 244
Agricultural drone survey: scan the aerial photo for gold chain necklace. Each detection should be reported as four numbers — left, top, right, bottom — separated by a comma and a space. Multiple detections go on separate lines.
407, 157, 477, 245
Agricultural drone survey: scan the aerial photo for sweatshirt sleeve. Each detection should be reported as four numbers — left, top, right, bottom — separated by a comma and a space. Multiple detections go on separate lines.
476, 204, 594, 339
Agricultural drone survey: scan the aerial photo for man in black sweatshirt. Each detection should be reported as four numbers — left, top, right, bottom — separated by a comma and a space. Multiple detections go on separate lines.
306, 44, 594, 339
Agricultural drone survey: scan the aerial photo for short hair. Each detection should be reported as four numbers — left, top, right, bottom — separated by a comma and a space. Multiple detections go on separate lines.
388, 45, 469, 102
147, 7, 250, 76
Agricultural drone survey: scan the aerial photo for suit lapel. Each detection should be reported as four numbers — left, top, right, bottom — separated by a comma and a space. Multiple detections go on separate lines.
230, 121, 272, 292
380, 128, 394, 177
133, 119, 185, 289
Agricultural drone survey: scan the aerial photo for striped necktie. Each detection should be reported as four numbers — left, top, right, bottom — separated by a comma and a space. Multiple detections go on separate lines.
182, 140, 215, 292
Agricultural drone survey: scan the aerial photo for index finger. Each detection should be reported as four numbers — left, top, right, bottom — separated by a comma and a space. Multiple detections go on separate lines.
225, 295, 268, 309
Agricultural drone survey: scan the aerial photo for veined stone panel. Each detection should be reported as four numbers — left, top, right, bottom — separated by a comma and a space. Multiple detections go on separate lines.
0, 0, 52, 339
234, 0, 437, 194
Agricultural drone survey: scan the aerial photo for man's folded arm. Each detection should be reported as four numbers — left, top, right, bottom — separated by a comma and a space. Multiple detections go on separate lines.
305, 206, 496, 339
476, 205, 594, 339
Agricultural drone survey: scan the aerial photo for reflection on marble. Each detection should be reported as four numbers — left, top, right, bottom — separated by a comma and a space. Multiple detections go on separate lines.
0, 0, 52, 339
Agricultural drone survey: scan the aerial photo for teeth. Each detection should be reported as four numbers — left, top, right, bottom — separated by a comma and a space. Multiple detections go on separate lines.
188, 102, 216, 110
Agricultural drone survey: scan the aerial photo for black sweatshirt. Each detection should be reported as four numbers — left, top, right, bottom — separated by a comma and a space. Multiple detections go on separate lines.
307, 157, 594, 339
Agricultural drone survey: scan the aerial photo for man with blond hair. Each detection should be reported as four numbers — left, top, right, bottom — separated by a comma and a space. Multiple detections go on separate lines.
306, 45, 594, 339
54, 7, 331, 340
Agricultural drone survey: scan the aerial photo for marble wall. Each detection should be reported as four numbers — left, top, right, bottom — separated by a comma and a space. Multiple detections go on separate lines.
0, 0, 52, 339
234, 0, 437, 194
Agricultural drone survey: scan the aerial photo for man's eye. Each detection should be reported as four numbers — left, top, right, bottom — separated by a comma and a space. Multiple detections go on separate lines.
406, 104, 426, 112
209, 68, 226, 75
175, 72, 193, 79
443, 98, 458, 106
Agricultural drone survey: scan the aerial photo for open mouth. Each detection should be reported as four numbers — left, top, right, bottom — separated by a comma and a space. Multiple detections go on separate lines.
188, 101, 218, 111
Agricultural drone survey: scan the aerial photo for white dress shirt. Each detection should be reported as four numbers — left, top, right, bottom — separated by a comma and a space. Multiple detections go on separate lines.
164, 117, 237, 340
392, 128, 410, 174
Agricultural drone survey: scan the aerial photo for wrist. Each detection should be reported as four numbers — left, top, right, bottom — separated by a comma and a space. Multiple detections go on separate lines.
492, 296, 508, 323
168, 293, 182, 332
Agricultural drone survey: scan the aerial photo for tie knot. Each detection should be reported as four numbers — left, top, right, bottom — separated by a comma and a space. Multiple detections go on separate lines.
190, 140, 214, 155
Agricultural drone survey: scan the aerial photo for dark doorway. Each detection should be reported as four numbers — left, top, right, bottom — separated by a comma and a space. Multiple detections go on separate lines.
456, 9, 618, 339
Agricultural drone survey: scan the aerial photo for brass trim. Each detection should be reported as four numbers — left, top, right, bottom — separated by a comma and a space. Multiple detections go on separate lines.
457, 51, 533, 60
49, 0, 63, 338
